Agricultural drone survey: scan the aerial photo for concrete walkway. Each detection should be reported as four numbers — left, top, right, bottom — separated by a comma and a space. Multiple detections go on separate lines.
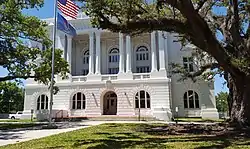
0, 121, 104, 147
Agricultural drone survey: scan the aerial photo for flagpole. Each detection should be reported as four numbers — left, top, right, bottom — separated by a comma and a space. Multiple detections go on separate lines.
48, 0, 58, 127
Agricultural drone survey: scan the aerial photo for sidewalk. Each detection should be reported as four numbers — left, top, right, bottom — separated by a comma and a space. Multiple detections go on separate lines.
0, 121, 104, 147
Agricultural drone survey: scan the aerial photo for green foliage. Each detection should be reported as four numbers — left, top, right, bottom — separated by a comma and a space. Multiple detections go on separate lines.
0, 0, 69, 84
0, 82, 24, 113
216, 92, 229, 112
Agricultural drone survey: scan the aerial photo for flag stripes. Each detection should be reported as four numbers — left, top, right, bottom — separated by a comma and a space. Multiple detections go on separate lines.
57, 0, 79, 19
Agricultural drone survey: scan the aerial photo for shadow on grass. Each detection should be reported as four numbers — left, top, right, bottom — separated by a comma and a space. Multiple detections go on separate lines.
67, 123, 250, 149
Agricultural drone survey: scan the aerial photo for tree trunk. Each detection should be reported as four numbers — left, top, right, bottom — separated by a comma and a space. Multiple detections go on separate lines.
230, 76, 250, 127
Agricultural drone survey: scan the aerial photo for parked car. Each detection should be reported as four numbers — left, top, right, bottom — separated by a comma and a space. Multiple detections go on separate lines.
8, 111, 23, 119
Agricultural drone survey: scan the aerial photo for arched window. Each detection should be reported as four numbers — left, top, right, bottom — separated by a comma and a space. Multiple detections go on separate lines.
72, 92, 86, 110
108, 48, 119, 74
135, 46, 150, 73
135, 90, 150, 109
184, 90, 199, 109
37, 94, 49, 110
82, 50, 89, 75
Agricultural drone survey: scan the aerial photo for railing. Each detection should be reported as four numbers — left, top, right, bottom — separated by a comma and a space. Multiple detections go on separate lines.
72, 76, 87, 82
71, 73, 151, 82
101, 74, 118, 81
133, 73, 151, 80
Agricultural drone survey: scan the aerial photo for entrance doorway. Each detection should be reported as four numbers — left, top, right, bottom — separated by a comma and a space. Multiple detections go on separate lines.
103, 91, 117, 115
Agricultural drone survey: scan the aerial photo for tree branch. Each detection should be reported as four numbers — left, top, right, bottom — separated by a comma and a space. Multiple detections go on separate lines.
195, 0, 208, 12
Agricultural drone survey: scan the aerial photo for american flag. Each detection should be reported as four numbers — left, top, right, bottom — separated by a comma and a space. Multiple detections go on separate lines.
57, 0, 79, 19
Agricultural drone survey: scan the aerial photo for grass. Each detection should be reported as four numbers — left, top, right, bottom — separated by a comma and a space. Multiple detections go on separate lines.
1, 123, 250, 149
0, 123, 43, 130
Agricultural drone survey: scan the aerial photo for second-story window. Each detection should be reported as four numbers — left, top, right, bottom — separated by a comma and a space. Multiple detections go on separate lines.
183, 57, 194, 72
109, 48, 119, 63
108, 48, 119, 74
83, 50, 89, 64
135, 46, 150, 73
82, 50, 89, 76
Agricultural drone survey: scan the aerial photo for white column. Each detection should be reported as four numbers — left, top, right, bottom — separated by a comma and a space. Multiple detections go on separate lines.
151, 31, 157, 72
119, 33, 125, 73
88, 32, 94, 75
67, 35, 72, 73
95, 32, 101, 75
126, 35, 132, 73
164, 32, 169, 70
158, 31, 166, 70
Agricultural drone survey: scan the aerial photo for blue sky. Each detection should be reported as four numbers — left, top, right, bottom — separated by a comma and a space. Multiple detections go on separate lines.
0, 0, 229, 95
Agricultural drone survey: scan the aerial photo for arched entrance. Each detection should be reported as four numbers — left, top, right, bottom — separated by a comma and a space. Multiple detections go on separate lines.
103, 91, 117, 115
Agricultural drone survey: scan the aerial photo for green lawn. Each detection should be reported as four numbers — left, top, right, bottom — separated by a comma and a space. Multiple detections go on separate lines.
1, 123, 250, 149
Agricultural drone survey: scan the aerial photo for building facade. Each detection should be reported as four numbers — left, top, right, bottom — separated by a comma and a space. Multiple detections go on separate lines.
23, 15, 219, 121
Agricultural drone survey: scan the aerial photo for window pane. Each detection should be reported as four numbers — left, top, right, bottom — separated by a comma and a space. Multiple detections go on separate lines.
188, 90, 193, 96
183, 57, 187, 62
77, 100, 81, 109
189, 99, 194, 108
135, 99, 139, 108
184, 64, 188, 69
147, 100, 150, 108
37, 97, 40, 110
184, 99, 188, 108
146, 92, 150, 99
45, 96, 48, 109
140, 91, 145, 98
189, 64, 194, 72
146, 53, 149, 60
184, 92, 187, 100
41, 101, 44, 109
140, 100, 146, 108
195, 99, 199, 108
77, 93, 82, 109
195, 93, 198, 100
72, 95, 76, 109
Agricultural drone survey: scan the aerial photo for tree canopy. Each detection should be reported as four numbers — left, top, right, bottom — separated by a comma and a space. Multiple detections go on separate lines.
81, 0, 250, 126
216, 92, 229, 113
0, 0, 69, 85
0, 82, 24, 113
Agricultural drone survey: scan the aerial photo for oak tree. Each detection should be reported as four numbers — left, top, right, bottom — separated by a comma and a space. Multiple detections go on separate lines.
0, 0, 69, 85
81, 0, 250, 126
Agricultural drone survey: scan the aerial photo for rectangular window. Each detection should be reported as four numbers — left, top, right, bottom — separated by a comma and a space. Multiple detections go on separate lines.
183, 57, 194, 72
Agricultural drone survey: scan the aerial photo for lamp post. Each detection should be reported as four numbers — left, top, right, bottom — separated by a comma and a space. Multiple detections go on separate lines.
175, 106, 179, 124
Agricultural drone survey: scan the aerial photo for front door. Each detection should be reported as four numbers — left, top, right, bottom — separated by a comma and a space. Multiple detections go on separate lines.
103, 91, 117, 115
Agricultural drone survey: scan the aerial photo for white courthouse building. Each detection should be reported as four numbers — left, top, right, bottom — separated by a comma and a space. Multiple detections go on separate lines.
23, 14, 219, 121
